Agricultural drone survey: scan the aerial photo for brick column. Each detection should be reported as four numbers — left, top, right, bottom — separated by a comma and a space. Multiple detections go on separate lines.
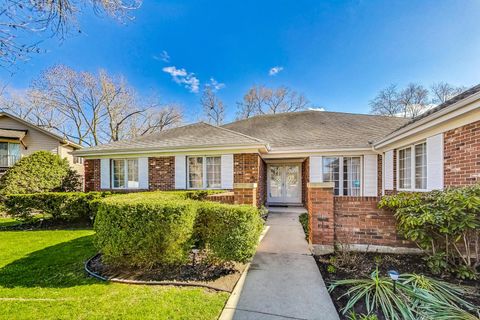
307, 182, 335, 254
84, 159, 100, 192
233, 183, 257, 206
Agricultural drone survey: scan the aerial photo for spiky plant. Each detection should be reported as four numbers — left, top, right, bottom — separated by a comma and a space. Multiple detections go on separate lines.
329, 269, 416, 320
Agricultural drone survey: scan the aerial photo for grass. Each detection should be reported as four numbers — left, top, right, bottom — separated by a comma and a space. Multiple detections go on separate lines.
0, 228, 228, 319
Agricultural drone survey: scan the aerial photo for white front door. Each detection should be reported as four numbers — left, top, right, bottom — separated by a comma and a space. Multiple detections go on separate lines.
267, 164, 302, 204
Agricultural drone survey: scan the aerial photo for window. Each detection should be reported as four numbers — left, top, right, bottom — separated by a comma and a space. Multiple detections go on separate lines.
398, 142, 427, 191
398, 148, 412, 189
0, 142, 20, 167
112, 159, 139, 189
415, 143, 427, 189
343, 157, 361, 196
323, 157, 340, 195
323, 156, 361, 196
188, 156, 222, 189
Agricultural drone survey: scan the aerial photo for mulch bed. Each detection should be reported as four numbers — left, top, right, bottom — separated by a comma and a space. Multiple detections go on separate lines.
88, 253, 246, 292
315, 252, 480, 319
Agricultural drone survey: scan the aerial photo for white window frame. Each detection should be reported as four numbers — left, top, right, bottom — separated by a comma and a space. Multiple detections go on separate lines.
110, 158, 139, 190
187, 155, 222, 190
397, 141, 428, 192
322, 156, 363, 196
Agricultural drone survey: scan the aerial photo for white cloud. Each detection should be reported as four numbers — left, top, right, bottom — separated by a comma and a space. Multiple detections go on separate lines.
162, 66, 200, 93
269, 66, 284, 76
206, 78, 225, 91
308, 107, 326, 111
153, 50, 170, 63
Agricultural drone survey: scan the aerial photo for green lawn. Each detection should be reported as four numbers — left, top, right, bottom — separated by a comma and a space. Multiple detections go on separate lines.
0, 228, 228, 319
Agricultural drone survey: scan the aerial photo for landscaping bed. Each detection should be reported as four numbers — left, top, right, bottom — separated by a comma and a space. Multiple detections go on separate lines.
88, 253, 246, 292
316, 251, 480, 319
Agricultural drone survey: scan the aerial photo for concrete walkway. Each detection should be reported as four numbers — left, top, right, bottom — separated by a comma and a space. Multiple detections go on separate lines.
232, 208, 339, 320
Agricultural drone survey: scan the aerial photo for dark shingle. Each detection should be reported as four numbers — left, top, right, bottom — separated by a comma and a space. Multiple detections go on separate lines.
222, 111, 409, 150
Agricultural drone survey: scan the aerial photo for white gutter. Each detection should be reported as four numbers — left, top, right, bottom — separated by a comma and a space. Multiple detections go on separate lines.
73, 143, 269, 157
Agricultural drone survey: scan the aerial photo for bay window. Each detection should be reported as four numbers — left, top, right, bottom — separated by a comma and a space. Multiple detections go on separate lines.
322, 156, 361, 196
111, 159, 139, 189
188, 156, 221, 189
398, 142, 427, 191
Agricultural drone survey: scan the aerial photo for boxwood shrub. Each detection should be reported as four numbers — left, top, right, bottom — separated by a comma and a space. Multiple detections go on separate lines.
195, 202, 264, 263
4, 192, 111, 222
93, 191, 264, 268
94, 195, 198, 268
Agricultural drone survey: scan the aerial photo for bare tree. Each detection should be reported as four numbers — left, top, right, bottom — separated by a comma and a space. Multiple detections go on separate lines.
236, 85, 309, 119
0, 0, 141, 68
397, 83, 429, 118
200, 86, 225, 125
431, 82, 466, 104
0, 65, 183, 146
369, 84, 401, 116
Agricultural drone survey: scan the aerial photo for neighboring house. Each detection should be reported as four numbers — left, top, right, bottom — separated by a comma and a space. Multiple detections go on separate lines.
0, 112, 83, 176
75, 84, 480, 253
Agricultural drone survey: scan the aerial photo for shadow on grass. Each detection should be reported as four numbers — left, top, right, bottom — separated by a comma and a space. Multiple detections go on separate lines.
0, 235, 103, 288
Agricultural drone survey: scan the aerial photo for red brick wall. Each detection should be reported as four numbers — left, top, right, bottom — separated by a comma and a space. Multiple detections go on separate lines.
84, 159, 100, 191
234, 188, 257, 205
377, 155, 383, 196
257, 158, 267, 206
233, 153, 266, 207
444, 120, 480, 186
207, 192, 235, 204
307, 186, 335, 246
148, 157, 175, 190
334, 196, 412, 247
302, 158, 310, 205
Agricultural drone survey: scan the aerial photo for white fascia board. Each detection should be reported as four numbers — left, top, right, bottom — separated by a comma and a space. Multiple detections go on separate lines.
374, 93, 480, 149
78, 145, 267, 159
261, 148, 375, 159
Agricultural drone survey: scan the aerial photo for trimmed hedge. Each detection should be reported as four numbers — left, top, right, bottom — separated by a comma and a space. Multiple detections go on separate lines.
4, 192, 111, 222
93, 191, 264, 268
95, 196, 198, 268
195, 202, 263, 263
0, 151, 82, 196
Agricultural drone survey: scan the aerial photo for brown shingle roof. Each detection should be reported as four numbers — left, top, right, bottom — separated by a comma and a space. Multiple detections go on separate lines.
75, 122, 266, 154
223, 111, 409, 150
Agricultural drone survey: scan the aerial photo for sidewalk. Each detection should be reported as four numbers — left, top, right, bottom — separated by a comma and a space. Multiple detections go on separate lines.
232, 208, 339, 320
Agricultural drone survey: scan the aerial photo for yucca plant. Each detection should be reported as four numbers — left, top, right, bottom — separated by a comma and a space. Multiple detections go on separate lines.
401, 273, 477, 311
329, 269, 416, 320
413, 289, 480, 320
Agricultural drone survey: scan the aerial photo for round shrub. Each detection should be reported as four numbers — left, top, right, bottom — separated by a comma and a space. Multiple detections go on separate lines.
0, 151, 81, 195
94, 195, 198, 268
195, 202, 264, 263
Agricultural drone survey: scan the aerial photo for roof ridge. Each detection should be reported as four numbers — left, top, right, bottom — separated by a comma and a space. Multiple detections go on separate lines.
202, 121, 267, 144
222, 109, 409, 127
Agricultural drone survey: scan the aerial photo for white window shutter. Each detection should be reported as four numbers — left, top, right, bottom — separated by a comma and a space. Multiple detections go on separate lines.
363, 154, 378, 196
175, 155, 187, 189
427, 134, 444, 190
221, 154, 234, 189
138, 157, 149, 189
309, 156, 323, 183
384, 150, 394, 190
100, 159, 110, 189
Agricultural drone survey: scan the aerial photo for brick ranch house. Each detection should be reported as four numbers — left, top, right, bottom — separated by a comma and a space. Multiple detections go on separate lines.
75, 84, 480, 254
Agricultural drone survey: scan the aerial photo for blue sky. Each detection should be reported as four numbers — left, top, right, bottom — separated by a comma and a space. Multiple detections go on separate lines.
1, 0, 480, 122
